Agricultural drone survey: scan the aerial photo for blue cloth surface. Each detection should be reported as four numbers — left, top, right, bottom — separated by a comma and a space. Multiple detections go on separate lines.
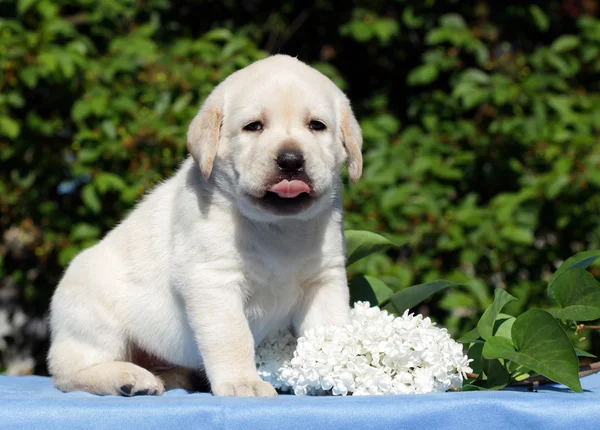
1, 374, 599, 429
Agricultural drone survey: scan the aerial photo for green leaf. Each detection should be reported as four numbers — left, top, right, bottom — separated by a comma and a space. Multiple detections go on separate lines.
349, 275, 393, 307
72, 100, 90, 122
95, 172, 126, 194
478, 357, 510, 390
100, 121, 117, 140
530, 5, 549, 31
493, 314, 515, 341
552, 268, 600, 321
407, 64, 439, 86
509, 361, 532, 381
464, 343, 509, 390
344, 230, 394, 266
372, 18, 399, 43
402, 7, 424, 29
37, 0, 57, 18
19, 67, 38, 88
78, 148, 100, 163
461, 384, 486, 391
440, 13, 467, 29
500, 225, 534, 245
0, 116, 20, 139
58, 245, 80, 267
342, 21, 372, 42
575, 348, 596, 358
70, 223, 101, 241
81, 184, 101, 214
547, 175, 570, 199
483, 309, 582, 392
551, 35, 580, 53
381, 280, 459, 315
477, 289, 517, 340
458, 327, 483, 344
467, 342, 483, 374
17, 0, 38, 15
548, 250, 600, 298
172, 93, 193, 113
460, 68, 490, 85
203, 28, 232, 41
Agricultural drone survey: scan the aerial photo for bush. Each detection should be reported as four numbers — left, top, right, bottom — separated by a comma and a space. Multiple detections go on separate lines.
341, 2, 600, 349
1, 0, 600, 373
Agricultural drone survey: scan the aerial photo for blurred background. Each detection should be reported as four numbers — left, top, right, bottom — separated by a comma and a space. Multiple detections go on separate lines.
2, 0, 600, 375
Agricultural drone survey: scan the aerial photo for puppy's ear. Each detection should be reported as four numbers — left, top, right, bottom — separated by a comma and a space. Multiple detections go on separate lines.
340, 106, 363, 183
187, 103, 222, 179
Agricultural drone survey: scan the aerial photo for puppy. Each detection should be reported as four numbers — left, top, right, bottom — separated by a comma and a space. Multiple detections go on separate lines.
48, 55, 363, 397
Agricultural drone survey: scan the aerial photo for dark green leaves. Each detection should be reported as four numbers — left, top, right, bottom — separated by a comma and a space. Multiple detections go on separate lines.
344, 230, 395, 267
0, 116, 20, 139
477, 289, 516, 340
17, 0, 38, 16
464, 282, 588, 393
81, 184, 102, 214
575, 348, 597, 358
407, 63, 439, 86
529, 5, 549, 31
552, 268, 600, 321
463, 342, 510, 390
551, 35, 580, 53
492, 314, 515, 341
461, 289, 514, 391
339, 11, 399, 44
458, 328, 482, 344
381, 280, 459, 315
548, 250, 600, 297
344, 230, 456, 314
349, 275, 393, 307
483, 309, 582, 392
70, 223, 101, 241
547, 250, 600, 322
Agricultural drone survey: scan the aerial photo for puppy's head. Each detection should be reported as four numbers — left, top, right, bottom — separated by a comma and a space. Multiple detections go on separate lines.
187, 55, 362, 221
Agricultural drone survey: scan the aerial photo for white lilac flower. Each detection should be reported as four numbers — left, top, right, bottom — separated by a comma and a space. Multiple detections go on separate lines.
255, 301, 473, 396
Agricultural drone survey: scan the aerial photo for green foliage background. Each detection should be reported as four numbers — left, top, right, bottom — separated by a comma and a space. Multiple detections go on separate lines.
2, 0, 600, 373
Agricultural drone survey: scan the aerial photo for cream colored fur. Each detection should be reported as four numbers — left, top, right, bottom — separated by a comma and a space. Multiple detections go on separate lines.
48, 55, 363, 397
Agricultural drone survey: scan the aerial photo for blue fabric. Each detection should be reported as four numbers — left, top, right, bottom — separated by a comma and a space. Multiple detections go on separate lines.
1, 374, 599, 429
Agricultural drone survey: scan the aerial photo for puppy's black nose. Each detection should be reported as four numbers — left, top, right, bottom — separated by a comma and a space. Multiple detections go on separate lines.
276, 151, 305, 172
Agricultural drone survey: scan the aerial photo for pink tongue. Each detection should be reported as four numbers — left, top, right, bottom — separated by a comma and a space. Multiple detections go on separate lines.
267, 180, 310, 198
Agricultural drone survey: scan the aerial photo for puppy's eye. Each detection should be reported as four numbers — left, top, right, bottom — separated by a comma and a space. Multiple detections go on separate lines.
243, 121, 263, 132
309, 120, 326, 131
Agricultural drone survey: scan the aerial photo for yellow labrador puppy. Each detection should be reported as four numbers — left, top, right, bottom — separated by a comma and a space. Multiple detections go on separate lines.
48, 55, 362, 397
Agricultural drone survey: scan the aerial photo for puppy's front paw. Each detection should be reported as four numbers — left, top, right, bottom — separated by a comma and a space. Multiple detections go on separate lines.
117, 366, 164, 396
212, 378, 277, 397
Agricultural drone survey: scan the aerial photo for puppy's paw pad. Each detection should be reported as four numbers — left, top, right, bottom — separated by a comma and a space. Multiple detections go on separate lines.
117, 369, 163, 397
118, 384, 158, 396
213, 379, 277, 397
119, 384, 134, 396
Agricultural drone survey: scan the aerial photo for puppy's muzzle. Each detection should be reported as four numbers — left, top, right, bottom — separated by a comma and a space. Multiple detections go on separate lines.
247, 150, 317, 216
269, 150, 311, 199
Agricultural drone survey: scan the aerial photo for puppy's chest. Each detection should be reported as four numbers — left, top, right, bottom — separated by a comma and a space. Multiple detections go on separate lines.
237, 229, 325, 343
242, 263, 306, 344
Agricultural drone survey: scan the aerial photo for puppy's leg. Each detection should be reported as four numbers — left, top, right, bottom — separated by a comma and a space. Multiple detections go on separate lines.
49, 287, 164, 396
293, 266, 351, 334
55, 360, 165, 396
183, 280, 276, 397
49, 331, 165, 396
